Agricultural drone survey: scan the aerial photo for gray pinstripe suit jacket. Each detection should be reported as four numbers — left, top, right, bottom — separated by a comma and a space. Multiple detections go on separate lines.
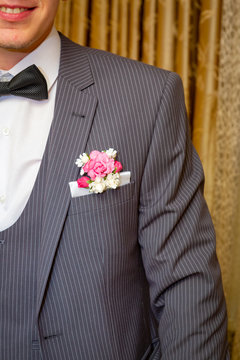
37, 34, 228, 359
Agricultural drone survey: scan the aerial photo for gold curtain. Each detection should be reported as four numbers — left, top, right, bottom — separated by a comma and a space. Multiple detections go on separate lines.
212, 1, 240, 358
55, 0, 240, 357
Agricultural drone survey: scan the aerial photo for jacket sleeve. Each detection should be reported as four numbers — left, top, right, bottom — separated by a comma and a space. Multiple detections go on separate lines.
138, 72, 229, 359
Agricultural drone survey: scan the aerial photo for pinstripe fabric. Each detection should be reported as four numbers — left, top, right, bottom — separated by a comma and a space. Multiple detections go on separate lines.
1, 34, 229, 359
0, 140, 49, 360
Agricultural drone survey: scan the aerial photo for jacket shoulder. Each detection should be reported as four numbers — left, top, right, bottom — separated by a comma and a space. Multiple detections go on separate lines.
59, 33, 177, 87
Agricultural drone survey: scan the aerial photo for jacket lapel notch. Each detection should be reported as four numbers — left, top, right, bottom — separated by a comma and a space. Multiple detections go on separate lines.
58, 33, 94, 91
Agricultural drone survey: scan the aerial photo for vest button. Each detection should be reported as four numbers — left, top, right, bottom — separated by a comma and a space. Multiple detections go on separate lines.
0, 239, 5, 245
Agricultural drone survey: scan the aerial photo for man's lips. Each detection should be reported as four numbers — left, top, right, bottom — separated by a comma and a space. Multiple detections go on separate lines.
0, 5, 36, 20
0, 7, 28, 14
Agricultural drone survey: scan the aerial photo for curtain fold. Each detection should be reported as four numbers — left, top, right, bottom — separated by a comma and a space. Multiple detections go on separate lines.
212, 1, 240, 358
109, 0, 119, 54
192, 0, 221, 210
91, 0, 109, 50
55, 1, 240, 356
142, 0, 157, 65
156, 0, 176, 70
71, 0, 89, 45
129, 0, 142, 60
55, 0, 71, 37
175, 0, 191, 113
118, 0, 130, 57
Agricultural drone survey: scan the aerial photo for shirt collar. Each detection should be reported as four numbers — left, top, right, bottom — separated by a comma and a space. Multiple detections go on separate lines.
3, 27, 61, 92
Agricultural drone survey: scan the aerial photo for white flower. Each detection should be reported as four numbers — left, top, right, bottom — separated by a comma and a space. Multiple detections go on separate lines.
75, 153, 89, 167
89, 177, 107, 193
80, 168, 85, 176
105, 173, 120, 189
75, 158, 82, 167
105, 148, 117, 159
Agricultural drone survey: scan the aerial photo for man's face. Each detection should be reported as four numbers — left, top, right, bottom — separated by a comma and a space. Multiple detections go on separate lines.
0, 0, 60, 52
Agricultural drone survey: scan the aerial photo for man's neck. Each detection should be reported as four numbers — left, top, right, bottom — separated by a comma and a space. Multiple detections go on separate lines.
0, 48, 28, 70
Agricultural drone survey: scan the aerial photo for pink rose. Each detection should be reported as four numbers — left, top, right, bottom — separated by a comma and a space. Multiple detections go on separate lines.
114, 161, 123, 173
89, 150, 100, 159
83, 152, 115, 180
77, 176, 90, 188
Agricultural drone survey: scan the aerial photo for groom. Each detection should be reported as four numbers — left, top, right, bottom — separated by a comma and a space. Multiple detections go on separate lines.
0, 1, 229, 359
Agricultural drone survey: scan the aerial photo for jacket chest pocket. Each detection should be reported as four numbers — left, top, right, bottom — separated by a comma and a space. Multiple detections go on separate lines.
65, 181, 138, 265
68, 181, 135, 215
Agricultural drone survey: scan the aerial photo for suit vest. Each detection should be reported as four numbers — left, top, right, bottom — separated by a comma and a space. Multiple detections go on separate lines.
0, 144, 49, 360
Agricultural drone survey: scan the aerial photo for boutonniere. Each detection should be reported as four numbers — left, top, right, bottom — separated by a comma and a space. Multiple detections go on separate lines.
75, 148, 123, 194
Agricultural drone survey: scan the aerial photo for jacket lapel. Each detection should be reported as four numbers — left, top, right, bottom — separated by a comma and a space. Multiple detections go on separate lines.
37, 35, 97, 315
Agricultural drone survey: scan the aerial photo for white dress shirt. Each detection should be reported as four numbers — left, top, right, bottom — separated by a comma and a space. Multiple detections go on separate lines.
0, 27, 61, 231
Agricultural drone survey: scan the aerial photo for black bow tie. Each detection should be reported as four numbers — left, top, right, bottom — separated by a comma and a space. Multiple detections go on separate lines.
0, 64, 48, 100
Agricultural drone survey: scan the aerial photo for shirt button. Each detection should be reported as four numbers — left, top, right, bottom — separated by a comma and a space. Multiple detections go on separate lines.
0, 195, 6, 203
2, 127, 10, 136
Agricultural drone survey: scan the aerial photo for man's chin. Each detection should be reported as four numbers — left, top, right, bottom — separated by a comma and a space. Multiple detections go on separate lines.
0, 43, 26, 50
0, 37, 41, 53
0, 22, 53, 54
0, 34, 45, 69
